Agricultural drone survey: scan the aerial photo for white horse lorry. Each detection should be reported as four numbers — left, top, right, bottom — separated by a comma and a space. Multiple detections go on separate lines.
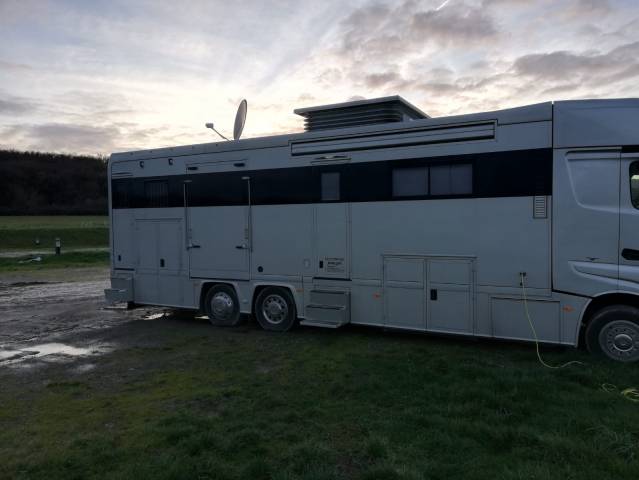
105, 96, 639, 362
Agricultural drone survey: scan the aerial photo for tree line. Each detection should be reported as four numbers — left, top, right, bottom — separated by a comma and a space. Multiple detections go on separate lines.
0, 149, 108, 215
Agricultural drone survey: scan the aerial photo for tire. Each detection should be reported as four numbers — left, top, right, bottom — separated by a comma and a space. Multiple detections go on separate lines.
204, 284, 242, 327
585, 304, 639, 362
254, 287, 297, 332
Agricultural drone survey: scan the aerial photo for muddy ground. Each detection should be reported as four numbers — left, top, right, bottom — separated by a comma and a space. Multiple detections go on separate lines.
0, 268, 186, 371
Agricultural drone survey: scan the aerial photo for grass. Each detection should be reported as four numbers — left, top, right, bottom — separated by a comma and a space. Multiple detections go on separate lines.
0, 216, 108, 251
1, 320, 638, 480
0, 251, 109, 272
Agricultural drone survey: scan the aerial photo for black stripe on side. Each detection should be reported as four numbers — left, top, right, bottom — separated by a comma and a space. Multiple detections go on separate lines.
112, 148, 552, 209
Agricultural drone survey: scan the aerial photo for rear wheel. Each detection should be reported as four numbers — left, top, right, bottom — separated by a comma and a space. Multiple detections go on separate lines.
585, 304, 639, 362
204, 284, 242, 327
255, 287, 296, 332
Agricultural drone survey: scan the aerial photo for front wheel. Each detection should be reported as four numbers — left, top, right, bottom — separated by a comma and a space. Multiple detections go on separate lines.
585, 305, 639, 362
204, 284, 242, 327
255, 287, 297, 332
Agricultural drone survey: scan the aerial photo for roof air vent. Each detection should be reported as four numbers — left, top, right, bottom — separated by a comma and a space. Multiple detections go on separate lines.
294, 95, 429, 132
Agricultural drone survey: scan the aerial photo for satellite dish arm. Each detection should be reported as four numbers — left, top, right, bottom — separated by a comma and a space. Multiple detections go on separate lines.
205, 122, 229, 141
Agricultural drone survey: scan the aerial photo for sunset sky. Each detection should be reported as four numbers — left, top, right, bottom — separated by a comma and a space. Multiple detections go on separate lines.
1, 0, 638, 155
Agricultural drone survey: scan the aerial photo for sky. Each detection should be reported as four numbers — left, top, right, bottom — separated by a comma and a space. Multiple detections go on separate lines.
1, 0, 638, 156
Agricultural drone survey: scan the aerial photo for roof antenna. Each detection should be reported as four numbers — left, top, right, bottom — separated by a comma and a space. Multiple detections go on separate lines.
205, 99, 248, 141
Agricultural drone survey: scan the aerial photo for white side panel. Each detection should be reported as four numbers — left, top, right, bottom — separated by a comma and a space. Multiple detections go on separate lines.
351, 197, 550, 290
491, 297, 560, 343
315, 203, 349, 278
554, 99, 639, 148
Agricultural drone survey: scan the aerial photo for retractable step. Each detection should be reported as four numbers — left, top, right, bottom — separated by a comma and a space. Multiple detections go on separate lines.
301, 290, 350, 328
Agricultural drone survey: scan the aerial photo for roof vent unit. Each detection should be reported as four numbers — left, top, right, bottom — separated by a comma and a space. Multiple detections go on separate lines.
294, 95, 429, 132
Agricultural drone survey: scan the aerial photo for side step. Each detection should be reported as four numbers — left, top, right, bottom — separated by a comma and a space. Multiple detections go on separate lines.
301, 290, 350, 328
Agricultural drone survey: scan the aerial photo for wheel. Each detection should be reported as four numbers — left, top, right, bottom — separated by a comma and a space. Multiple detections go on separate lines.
254, 287, 297, 332
204, 284, 242, 327
585, 305, 639, 362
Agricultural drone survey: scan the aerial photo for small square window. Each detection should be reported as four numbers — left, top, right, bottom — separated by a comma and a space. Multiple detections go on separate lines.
145, 180, 169, 208
321, 172, 340, 201
393, 167, 428, 197
431, 163, 472, 195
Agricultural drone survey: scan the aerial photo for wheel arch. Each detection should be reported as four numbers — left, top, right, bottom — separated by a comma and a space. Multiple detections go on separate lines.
251, 282, 303, 318
579, 291, 639, 343
198, 281, 242, 313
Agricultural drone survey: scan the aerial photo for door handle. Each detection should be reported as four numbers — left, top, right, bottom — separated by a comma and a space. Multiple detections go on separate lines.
622, 248, 639, 261
188, 243, 201, 249
235, 244, 248, 250
430, 289, 438, 301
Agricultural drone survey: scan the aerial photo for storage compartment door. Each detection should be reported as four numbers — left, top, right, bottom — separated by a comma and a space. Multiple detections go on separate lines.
426, 258, 473, 334
135, 220, 159, 304
158, 219, 184, 306
383, 257, 425, 330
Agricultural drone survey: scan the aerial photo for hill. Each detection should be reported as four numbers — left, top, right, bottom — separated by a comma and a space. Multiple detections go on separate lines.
0, 149, 107, 215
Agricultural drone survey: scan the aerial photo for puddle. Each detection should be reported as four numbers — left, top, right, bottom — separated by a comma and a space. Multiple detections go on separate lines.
0, 342, 111, 367
29, 343, 92, 357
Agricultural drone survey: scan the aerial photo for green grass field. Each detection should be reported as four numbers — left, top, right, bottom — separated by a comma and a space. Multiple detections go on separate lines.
0, 216, 108, 251
1, 322, 638, 480
0, 251, 109, 272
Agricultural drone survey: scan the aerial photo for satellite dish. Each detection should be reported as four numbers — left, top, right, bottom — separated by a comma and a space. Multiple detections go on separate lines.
233, 99, 247, 140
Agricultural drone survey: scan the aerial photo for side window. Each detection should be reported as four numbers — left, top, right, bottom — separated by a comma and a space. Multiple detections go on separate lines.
631, 162, 639, 209
321, 172, 340, 201
144, 180, 169, 208
393, 167, 428, 197
430, 163, 472, 195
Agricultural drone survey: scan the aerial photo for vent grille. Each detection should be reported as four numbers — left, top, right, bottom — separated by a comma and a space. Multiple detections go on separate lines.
533, 196, 547, 218
295, 96, 428, 132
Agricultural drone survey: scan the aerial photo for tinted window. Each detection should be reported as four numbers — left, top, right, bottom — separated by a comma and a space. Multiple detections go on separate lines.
321, 172, 340, 201
631, 162, 639, 209
145, 180, 168, 207
431, 163, 472, 195
111, 180, 131, 208
393, 167, 428, 197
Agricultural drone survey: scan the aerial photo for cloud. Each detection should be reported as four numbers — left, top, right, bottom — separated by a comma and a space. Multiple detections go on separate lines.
0, 96, 39, 115
1, 0, 639, 154
0, 123, 120, 154
410, 3, 498, 45
337, 0, 499, 65
513, 41, 639, 86
0, 59, 34, 71
561, 0, 612, 18
364, 71, 403, 88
